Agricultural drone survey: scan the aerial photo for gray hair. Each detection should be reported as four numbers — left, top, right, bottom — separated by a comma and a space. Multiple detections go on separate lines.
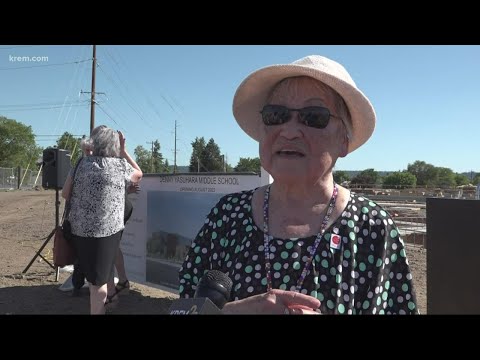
268, 76, 352, 139
80, 136, 90, 154
85, 125, 120, 157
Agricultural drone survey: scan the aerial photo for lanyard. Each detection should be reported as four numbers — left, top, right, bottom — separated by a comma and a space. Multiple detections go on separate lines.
262, 183, 338, 292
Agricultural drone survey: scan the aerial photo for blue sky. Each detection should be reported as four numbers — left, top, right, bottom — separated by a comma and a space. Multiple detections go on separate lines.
0, 45, 478, 173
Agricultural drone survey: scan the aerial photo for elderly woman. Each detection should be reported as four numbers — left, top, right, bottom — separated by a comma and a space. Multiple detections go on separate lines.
62, 126, 142, 314
178, 55, 418, 315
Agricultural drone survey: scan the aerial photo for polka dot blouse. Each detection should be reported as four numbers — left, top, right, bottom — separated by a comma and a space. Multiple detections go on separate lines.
179, 189, 418, 314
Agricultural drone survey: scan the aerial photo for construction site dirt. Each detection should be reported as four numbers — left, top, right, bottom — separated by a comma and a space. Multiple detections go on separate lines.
0, 189, 426, 314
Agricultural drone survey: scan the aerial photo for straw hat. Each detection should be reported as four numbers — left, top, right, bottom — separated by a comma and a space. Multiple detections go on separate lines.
232, 55, 376, 153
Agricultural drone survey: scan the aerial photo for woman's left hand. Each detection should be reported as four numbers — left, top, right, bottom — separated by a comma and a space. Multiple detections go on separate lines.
222, 289, 321, 314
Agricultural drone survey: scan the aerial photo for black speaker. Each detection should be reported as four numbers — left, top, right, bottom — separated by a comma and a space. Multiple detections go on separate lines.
42, 148, 72, 189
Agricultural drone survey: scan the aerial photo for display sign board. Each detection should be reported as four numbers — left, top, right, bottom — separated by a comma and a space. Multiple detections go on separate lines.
122, 173, 262, 290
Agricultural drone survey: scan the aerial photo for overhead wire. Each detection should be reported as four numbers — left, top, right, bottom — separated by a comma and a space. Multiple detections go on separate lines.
52, 46, 91, 138
60, 46, 92, 137
104, 47, 179, 139
102, 47, 188, 164
95, 103, 123, 129
0, 100, 87, 109
0, 103, 88, 112
71, 48, 95, 138
97, 63, 156, 131
101, 50, 153, 127
104, 48, 175, 126
0, 59, 91, 71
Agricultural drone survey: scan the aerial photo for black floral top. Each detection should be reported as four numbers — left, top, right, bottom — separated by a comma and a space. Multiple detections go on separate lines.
69, 156, 135, 238
179, 189, 418, 314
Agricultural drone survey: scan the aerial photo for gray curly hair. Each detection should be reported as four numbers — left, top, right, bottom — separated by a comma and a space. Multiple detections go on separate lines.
83, 125, 120, 157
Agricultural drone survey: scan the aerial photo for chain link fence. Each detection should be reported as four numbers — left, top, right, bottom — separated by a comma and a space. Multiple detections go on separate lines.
0, 167, 41, 189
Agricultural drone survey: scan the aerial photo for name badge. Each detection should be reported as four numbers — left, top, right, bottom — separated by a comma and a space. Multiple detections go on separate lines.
330, 234, 342, 250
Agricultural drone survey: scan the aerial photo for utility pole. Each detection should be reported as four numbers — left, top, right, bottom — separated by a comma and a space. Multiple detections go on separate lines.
174, 120, 178, 174
147, 141, 154, 173
197, 156, 200, 172
222, 154, 226, 172
90, 45, 97, 133
81, 45, 104, 134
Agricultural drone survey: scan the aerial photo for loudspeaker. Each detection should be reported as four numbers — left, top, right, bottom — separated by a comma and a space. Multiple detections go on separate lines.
42, 148, 72, 189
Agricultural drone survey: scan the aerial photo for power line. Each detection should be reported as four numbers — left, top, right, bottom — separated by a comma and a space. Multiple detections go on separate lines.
146, 141, 155, 173
174, 120, 179, 173
90, 45, 97, 133
0, 104, 89, 112
51, 45, 91, 138
0, 100, 87, 108
95, 103, 123, 129
97, 63, 155, 131
0, 59, 91, 71
102, 49, 155, 125
107, 46, 181, 118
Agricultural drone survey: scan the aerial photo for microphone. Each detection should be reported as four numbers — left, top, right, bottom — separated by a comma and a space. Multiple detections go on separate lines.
169, 270, 233, 315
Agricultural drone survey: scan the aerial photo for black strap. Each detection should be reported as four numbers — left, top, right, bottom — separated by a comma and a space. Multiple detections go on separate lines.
62, 157, 83, 224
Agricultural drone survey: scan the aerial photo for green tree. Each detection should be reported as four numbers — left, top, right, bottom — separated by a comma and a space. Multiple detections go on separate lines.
189, 137, 223, 172
203, 138, 223, 172
435, 167, 456, 188
151, 140, 164, 173
133, 140, 165, 173
333, 170, 350, 184
234, 157, 261, 173
189, 137, 206, 172
350, 168, 378, 187
0, 116, 40, 168
455, 173, 470, 186
56, 132, 82, 165
134, 145, 151, 173
473, 173, 480, 185
383, 171, 417, 189
407, 160, 438, 187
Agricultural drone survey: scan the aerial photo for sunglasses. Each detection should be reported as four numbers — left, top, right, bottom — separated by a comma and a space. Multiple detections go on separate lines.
260, 105, 341, 129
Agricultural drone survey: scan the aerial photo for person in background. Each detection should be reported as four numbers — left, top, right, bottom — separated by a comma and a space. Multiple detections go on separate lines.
70, 181, 140, 300
179, 55, 418, 314
62, 126, 142, 314
70, 134, 95, 297
69, 130, 140, 301
110, 182, 140, 298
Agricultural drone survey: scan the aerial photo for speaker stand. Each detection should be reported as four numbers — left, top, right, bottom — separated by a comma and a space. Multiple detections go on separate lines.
22, 188, 61, 281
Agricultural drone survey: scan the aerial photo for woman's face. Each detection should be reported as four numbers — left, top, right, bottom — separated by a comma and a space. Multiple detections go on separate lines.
259, 77, 348, 184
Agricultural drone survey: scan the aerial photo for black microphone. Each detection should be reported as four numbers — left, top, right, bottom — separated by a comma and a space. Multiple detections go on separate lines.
169, 270, 233, 315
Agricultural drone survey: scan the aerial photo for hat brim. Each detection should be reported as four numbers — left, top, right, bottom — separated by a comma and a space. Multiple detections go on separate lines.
232, 63, 376, 153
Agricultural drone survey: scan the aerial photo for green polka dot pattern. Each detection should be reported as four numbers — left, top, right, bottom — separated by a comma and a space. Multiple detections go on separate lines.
178, 190, 418, 314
